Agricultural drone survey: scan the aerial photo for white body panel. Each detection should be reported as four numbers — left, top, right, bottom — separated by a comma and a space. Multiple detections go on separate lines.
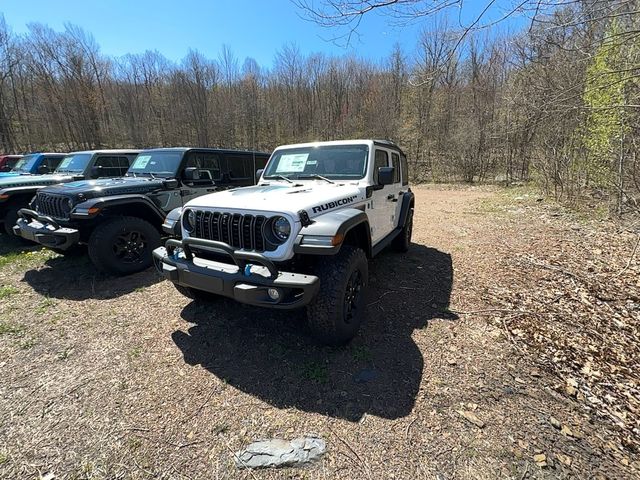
180, 140, 406, 262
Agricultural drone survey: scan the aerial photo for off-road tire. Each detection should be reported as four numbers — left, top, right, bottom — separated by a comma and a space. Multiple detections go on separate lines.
306, 245, 368, 345
3, 207, 20, 236
88, 216, 161, 276
173, 284, 220, 302
393, 206, 413, 252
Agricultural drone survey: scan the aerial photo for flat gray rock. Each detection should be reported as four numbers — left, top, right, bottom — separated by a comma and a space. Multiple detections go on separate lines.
234, 436, 326, 469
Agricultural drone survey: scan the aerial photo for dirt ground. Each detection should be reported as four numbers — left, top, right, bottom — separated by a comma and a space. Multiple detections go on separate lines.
0, 184, 638, 479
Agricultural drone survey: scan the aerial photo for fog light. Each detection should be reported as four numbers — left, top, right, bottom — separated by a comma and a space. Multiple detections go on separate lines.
267, 288, 281, 300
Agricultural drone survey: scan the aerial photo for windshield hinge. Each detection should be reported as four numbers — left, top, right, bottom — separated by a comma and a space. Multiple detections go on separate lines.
298, 209, 313, 227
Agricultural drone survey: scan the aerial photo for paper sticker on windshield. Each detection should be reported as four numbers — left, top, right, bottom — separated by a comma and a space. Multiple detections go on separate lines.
276, 154, 308, 173
132, 155, 151, 169
58, 158, 72, 169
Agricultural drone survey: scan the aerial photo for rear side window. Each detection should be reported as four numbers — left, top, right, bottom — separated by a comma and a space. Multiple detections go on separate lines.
400, 154, 408, 186
225, 154, 252, 179
185, 152, 222, 181
42, 155, 64, 173
374, 150, 389, 183
254, 155, 268, 170
391, 153, 401, 184
94, 156, 131, 177
7, 157, 21, 169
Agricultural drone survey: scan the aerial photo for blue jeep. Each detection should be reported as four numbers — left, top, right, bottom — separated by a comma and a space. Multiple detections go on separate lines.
0, 153, 67, 178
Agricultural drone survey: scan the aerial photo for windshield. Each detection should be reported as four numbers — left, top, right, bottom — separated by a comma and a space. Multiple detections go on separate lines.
263, 145, 368, 180
55, 153, 93, 173
126, 151, 183, 178
11, 154, 39, 173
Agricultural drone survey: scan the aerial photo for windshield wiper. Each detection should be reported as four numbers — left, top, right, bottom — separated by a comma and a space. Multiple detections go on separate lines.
264, 174, 294, 184
298, 174, 335, 184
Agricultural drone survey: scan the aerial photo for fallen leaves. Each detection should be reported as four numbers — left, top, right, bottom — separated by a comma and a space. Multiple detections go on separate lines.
481, 217, 640, 453
457, 410, 485, 429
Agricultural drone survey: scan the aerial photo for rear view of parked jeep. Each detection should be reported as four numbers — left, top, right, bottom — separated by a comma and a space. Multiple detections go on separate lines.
15, 147, 270, 275
154, 139, 414, 344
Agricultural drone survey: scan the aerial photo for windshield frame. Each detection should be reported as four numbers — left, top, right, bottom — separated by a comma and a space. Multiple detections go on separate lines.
126, 151, 184, 178
54, 153, 94, 174
263, 144, 369, 181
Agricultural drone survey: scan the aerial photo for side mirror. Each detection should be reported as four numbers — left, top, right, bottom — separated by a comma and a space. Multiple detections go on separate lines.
37, 164, 50, 174
90, 165, 102, 178
183, 167, 200, 182
378, 167, 395, 186
255, 168, 264, 183
163, 178, 179, 189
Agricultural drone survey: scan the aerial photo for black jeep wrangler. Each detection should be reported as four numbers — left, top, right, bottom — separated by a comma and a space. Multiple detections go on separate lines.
1, 150, 137, 236
14, 148, 270, 275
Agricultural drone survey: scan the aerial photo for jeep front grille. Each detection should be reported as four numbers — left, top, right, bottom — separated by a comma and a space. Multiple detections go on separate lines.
192, 211, 272, 252
36, 193, 71, 219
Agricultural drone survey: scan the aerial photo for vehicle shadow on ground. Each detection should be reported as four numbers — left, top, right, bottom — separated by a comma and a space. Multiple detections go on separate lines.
173, 243, 457, 421
21, 250, 162, 300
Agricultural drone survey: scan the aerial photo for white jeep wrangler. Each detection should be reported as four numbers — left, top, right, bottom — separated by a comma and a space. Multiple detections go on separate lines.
153, 139, 414, 344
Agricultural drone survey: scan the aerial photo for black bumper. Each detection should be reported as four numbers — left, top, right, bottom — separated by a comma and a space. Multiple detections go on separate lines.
13, 208, 80, 250
153, 237, 320, 309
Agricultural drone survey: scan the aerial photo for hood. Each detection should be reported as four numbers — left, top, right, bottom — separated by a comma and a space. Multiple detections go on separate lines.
185, 181, 365, 219
0, 173, 74, 190
39, 176, 166, 199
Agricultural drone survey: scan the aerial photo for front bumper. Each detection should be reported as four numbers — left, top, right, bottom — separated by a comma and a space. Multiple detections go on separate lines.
153, 237, 320, 309
13, 208, 80, 250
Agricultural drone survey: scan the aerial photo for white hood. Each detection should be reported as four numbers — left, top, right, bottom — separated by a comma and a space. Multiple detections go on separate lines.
185, 181, 366, 219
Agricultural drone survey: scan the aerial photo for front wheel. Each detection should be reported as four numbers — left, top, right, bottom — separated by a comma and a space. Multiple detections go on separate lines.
306, 246, 369, 345
88, 216, 161, 276
3, 207, 22, 236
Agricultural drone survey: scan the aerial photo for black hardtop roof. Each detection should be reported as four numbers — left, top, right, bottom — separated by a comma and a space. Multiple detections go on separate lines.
139, 147, 270, 155
68, 149, 142, 155
373, 139, 406, 156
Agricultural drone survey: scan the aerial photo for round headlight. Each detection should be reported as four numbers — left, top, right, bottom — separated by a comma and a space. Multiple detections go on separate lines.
184, 209, 196, 232
272, 216, 291, 242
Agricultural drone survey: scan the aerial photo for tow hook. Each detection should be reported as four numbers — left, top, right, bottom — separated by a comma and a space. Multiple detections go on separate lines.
244, 264, 253, 276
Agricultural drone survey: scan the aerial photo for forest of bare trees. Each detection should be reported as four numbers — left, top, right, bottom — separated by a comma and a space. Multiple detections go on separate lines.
0, 0, 638, 215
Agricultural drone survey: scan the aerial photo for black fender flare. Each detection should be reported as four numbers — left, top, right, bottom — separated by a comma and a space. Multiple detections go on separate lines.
70, 194, 167, 224
397, 189, 415, 228
293, 208, 371, 256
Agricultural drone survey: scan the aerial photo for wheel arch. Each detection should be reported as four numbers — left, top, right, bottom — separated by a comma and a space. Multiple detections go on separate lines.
77, 195, 166, 231
293, 208, 372, 257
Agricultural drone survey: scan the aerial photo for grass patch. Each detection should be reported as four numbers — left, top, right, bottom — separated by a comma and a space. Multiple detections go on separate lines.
57, 347, 73, 360
0, 451, 7, 465
19, 338, 37, 350
36, 297, 57, 314
301, 361, 328, 382
0, 247, 57, 269
350, 345, 372, 362
128, 347, 142, 359
0, 285, 19, 299
0, 321, 25, 336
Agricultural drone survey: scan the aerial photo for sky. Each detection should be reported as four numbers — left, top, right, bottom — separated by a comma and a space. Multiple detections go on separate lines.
0, 0, 527, 68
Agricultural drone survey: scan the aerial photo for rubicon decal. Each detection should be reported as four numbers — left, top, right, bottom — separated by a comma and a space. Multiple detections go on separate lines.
312, 195, 358, 214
